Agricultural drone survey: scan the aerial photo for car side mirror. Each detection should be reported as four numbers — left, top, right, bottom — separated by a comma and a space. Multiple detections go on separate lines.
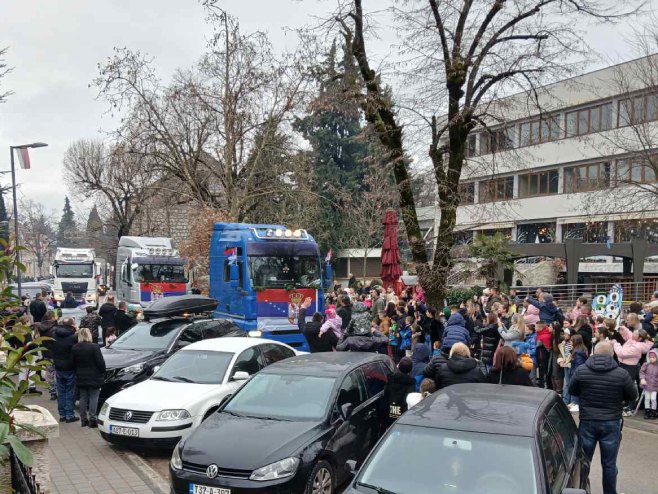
345, 459, 357, 477
152, 365, 161, 374
561, 489, 587, 494
341, 403, 354, 421
232, 371, 250, 381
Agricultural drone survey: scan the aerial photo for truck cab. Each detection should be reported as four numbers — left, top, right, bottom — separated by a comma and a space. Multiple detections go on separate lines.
52, 248, 98, 307
209, 223, 331, 351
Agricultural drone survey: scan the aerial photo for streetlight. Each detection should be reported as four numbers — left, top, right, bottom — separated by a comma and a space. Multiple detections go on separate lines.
9, 142, 48, 297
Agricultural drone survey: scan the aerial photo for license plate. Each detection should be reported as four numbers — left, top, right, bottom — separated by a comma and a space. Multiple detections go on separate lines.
110, 425, 139, 437
190, 485, 231, 494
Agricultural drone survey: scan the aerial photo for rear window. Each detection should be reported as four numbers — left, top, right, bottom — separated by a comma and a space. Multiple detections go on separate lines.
110, 320, 184, 350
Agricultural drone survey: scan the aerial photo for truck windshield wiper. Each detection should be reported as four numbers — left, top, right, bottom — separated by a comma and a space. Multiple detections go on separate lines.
357, 482, 399, 494
171, 376, 196, 383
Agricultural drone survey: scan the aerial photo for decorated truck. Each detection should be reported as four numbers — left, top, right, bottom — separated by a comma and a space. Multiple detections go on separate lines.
116, 236, 189, 307
209, 223, 331, 351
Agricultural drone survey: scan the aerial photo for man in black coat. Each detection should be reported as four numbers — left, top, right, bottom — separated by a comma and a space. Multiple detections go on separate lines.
72, 328, 106, 427
36, 310, 58, 400
98, 295, 117, 344
298, 303, 335, 353
115, 301, 137, 336
29, 292, 47, 322
569, 341, 637, 494
336, 295, 352, 331
384, 357, 416, 427
52, 317, 79, 422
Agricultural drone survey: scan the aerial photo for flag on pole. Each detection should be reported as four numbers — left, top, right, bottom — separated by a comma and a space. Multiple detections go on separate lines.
224, 247, 238, 265
15, 148, 31, 169
325, 249, 333, 263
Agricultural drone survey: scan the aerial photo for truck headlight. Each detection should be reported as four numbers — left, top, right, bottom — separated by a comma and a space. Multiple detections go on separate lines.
248, 330, 263, 338
155, 409, 191, 421
250, 457, 299, 481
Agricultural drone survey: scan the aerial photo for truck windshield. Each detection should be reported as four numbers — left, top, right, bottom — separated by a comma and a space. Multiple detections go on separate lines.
134, 264, 187, 283
55, 264, 94, 278
248, 256, 320, 289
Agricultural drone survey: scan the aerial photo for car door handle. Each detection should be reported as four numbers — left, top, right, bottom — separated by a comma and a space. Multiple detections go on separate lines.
365, 410, 376, 419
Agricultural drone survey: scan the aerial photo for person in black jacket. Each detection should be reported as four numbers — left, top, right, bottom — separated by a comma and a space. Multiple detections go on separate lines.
336, 295, 352, 332
35, 310, 58, 400
98, 296, 117, 344
298, 301, 335, 353
421, 308, 444, 347
115, 301, 137, 336
487, 346, 533, 386
568, 341, 637, 494
79, 306, 102, 344
29, 292, 47, 322
52, 317, 79, 422
72, 328, 106, 427
433, 343, 485, 390
62, 292, 78, 309
476, 312, 503, 369
384, 357, 416, 427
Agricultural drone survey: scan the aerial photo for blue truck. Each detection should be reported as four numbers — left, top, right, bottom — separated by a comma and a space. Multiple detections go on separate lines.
209, 223, 331, 351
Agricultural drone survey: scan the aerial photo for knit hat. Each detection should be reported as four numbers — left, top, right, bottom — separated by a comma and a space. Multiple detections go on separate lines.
324, 305, 337, 318
398, 357, 413, 374
649, 349, 658, 359
442, 307, 451, 319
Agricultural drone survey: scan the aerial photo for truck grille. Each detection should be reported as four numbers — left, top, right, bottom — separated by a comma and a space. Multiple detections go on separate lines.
108, 407, 154, 424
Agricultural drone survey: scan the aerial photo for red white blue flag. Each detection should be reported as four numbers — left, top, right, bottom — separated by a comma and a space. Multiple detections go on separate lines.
15, 148, 31, 169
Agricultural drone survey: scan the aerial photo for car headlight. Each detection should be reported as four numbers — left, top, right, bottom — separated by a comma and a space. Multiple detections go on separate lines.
170, 444, 183, 471
99, 402, 110, 417
249, 457, 300, 481
248, 330, 263, 338
154, 409, 191, 421
117, 363, 145, 377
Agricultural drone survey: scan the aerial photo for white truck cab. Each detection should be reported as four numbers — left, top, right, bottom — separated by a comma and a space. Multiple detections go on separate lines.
52, 248, 98, 307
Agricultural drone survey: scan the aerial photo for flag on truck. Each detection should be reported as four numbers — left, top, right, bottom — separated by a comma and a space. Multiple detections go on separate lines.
325, 249, 333, 263
224, 247, 237, 265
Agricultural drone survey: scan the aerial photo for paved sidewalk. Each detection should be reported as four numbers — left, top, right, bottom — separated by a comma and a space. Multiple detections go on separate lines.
23, 392, 169, 494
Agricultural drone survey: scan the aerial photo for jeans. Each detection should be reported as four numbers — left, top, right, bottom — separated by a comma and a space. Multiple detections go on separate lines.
79, 387, 101, 421
579, 419, 622, 494
563, 367, 572, 404
56, 370, 76, 419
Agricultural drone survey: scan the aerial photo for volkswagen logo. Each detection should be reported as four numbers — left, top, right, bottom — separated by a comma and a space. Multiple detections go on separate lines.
206, 464, 219, 479
124, 411, 133, 421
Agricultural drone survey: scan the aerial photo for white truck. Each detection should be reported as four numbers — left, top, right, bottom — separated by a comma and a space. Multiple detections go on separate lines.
52, 248, 99, 307
116, 236, 189, 307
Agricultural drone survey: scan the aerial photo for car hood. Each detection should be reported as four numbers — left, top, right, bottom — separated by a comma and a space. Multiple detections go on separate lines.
183, 412, 323, 470
107, 379, 217, 413
101, 347, 160, 369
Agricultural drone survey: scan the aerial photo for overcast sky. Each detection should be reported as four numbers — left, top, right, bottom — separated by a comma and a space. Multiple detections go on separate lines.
0, 0, 655, 220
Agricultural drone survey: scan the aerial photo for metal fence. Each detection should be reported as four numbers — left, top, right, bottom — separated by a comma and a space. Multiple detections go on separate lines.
10, 448, 42, 494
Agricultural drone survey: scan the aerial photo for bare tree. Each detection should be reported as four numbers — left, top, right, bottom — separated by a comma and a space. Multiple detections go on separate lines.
0, 46, 11, 104
18, 199, 56, 276
62, 138, 156, 238
335, 0, 638, 306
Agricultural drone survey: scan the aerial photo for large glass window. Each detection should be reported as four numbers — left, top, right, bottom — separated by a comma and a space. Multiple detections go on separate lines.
518, 170, 559, 198
562, 222, 608, 243
134, 263, 186, 283
152, 350, 233, 384
517, 223, 555, 243
564, 162, 610, 193
223, 373, 335, 420
617, 157, 658, 185
478, 177, 514, 203
247, 243, 321, 289
355, 424, 538, 494
458, 182, 475, 205
618, 92, 658, 126
614, 219, 658, 243
480, 127, 514, 154
55, 263, 94, 278
466, 134, 477, 157
566, 102, 613, 137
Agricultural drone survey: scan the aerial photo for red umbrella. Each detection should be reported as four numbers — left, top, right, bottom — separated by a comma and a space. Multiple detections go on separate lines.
381, 209, 402, 289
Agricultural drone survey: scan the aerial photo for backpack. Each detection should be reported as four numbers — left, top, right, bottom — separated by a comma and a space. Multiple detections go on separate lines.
519, 353, 534, 372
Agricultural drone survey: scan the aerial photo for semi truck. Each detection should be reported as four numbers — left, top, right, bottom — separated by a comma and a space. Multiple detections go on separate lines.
52, 248, 99, 307
209, 223, 331, 351
116, 236, 188, 306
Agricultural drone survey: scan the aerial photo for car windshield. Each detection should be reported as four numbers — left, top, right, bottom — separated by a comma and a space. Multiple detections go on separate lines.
55, 263, 94, 278
356, 425, 538, 494
224, 373, 335, 420
134, 263, 187, 283
109, 320, 184, 351
153, 350, 233, 384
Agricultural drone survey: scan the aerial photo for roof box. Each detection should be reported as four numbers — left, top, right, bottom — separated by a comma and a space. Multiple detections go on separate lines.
143, 295, 218, 319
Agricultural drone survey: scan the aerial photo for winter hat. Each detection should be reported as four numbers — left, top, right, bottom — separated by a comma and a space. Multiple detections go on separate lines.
442, 307, 451, 319
649, 349, 658, 359
544, 294, 554, 304
563, 328, 571, 335
398, 357, 413, 374
324, 305, 337, 318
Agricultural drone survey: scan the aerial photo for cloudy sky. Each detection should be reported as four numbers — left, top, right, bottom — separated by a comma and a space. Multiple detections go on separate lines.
0, 0, 655, 220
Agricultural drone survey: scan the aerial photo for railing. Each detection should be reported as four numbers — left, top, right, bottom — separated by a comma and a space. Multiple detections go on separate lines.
10, 447, 42, 494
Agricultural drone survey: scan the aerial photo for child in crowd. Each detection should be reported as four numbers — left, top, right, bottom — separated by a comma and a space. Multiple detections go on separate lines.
640, 349, 658, 420
384, 357, 416, 427
406, 378, 437, 409
567, 334, 588, 412
432, 340, 441, 357
558, 329, 573, 405
535, 320, 552, 388
105, 327, 118, 346
399, 317, 414, 358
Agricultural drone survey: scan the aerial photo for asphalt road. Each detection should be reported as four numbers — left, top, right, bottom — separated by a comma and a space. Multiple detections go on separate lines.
137, 423, 655, 494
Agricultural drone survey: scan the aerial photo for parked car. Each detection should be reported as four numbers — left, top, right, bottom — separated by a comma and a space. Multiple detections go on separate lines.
10, 281, 53, 299
98, 337, 298, 448
100, 296, 245, 404
170, 352, 394, 494
344, 383, 590, 494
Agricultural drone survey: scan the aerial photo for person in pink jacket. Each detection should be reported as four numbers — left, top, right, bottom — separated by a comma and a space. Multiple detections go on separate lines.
613, 325, 654, 367
523, 300, 540, 326
320, 305, 342, 340
640, 349, 658, 419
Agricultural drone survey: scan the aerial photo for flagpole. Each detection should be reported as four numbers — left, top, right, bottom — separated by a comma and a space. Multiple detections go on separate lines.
9, 146, 22, 298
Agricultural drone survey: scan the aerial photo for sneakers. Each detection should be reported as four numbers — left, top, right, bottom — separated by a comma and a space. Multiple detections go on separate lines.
568, 404, 579, 412
65, 416, 80, 423
622, 409, 634, 417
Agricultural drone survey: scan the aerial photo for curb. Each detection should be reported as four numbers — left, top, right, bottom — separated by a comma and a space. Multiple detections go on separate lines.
122, 449, 170, 494
622, 417, 658, 434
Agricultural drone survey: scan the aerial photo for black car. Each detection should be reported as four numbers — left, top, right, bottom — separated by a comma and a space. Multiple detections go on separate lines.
170, 352, 394, 494
344, 383, 591, 494
101, 296, 245, 403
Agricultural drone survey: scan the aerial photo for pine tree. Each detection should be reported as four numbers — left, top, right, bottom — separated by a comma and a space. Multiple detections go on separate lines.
57, 196, 78, 247
0, 191, 8, 244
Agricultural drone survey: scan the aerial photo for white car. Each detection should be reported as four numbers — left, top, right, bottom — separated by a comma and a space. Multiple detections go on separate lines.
97, 337, 298, 448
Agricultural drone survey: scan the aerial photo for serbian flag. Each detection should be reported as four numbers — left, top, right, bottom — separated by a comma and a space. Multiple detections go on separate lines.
325, 249, 333, 262
16, 148, 31, 169
224, 247, 237, 265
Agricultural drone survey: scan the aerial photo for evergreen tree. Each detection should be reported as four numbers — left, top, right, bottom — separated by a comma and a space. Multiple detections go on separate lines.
57, 196, 78, 247
85, 205, 105, 253
0, 191, 8, 243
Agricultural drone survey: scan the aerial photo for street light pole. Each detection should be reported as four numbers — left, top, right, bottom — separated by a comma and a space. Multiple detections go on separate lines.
8, 142, 48, 298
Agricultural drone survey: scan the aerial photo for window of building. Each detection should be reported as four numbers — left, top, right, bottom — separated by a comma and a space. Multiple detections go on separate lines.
517, 223, 555, 243
458, 182, 475, 205
617, 156, 658, 185
562, 222, 608, 243
480, 127, 514, 155
478, 177, 514, 203
565, 102, 613, 137
518, 115, 560, 147
618, 92, 658, 126
466, 134, 477, 157
453, 230, 474, 245
614, 219, 658, 243
518, 170, 559, 198
563, 162, 611, 193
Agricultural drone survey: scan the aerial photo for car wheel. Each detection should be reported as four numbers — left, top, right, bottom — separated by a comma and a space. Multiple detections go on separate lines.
305, 460, 334, 494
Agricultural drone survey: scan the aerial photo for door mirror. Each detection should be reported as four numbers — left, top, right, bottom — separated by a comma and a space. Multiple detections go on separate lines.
232, 371, 250, 381
345, 460, 357, 477
152, 365, 161, 374
561, 490, 587, 494
340, 403, 354, 421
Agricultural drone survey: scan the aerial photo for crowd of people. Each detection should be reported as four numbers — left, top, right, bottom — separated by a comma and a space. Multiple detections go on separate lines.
311, 279, 658, 494
9, 291, 138, 426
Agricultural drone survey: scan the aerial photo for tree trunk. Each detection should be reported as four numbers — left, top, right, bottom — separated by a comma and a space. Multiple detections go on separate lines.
363, 249, 368, 281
